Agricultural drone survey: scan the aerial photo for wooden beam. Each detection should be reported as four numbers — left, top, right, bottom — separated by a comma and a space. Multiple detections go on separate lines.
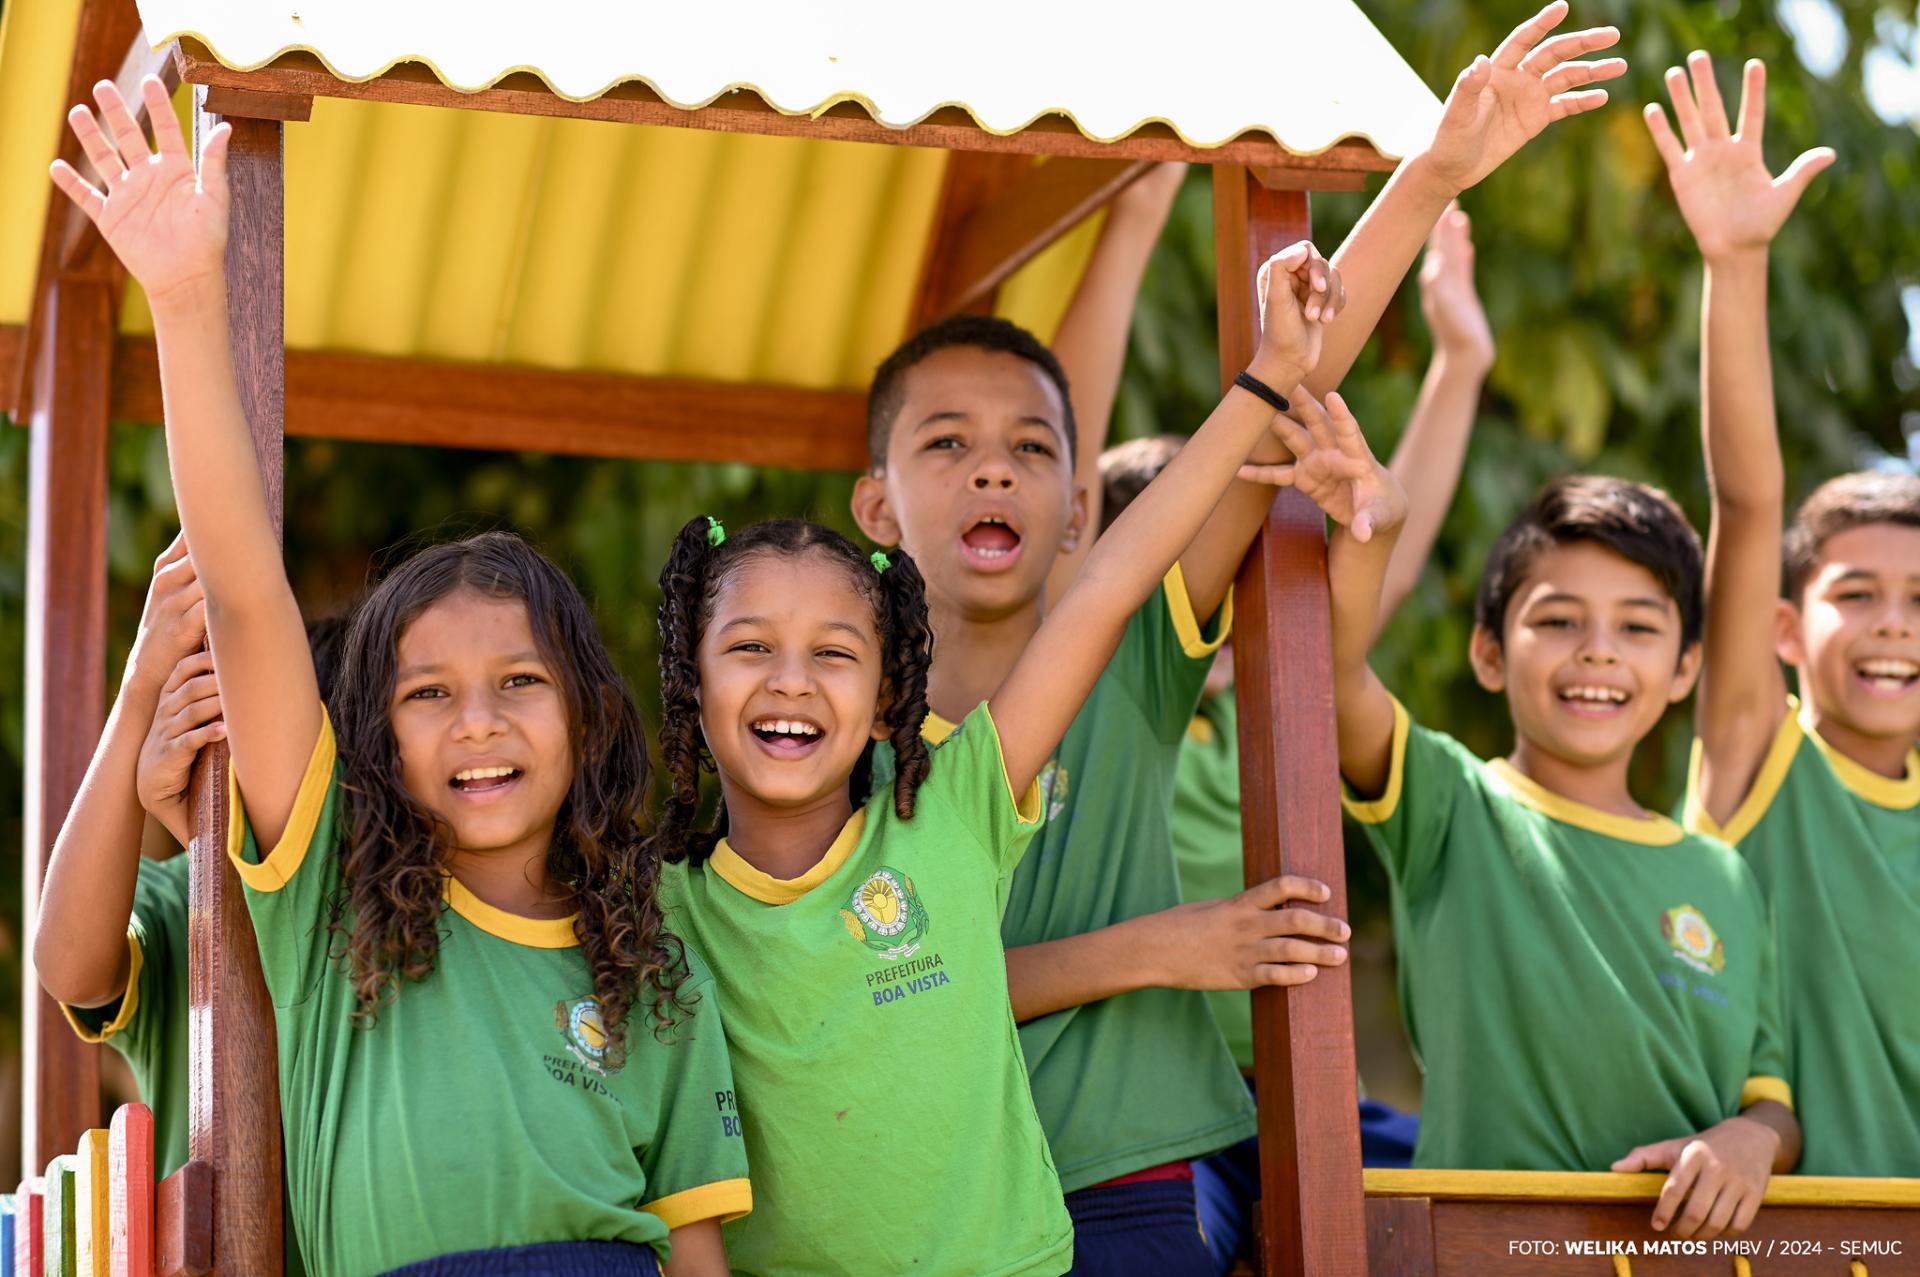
172, 40, 1401, 174
13, 4, 146, 422
0, 325, 22, 418
918, 157, 1154, 322
186, 94, 284, 1277
104, 338, 871, 471
154, 1164, 211, 1277
907, 154, 1034, 332
198, 86, 312, 122
1214, 164, 1367, 1277
21, 279, 112, 1175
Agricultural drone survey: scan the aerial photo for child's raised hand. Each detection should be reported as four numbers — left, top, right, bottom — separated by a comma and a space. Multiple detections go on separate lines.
1418, 203, 1495, 372
1239, 389, 1407, 543
1146, 875, 1350, 991
123, 534, 207, 698
1417, 2, 1627, 197
137, 649, 225, 847
1253, 242, 1343, 386
1644, 54, 1834, 261
1612, 1115, 1780, 1239
50, 76, 232, 306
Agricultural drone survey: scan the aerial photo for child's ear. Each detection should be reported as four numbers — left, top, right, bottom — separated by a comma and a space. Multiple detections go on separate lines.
1668, 640, 1704, 704
870, 678, 895, 742
1061, 482, 1090, 553
1774, 597, 1807, 668
1468, 623, 1506, 693
852, 472, 903, 548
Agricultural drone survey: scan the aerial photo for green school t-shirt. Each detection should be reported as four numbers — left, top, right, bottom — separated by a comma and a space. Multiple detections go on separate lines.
1346, 700, 1790, 1171
62, 854, 192, 1177
1684, 699, 1920, 1175
876, 566, 1255, 1191
1172, 691, 1256, 1072
664, 703, 1071, 1277
230, 712, 750, 1277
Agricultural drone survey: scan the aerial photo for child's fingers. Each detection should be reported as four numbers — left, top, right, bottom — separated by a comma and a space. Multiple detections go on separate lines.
1736, 58, 1767, 144
169, 720, 228, 755
1268, 410, 1316, 458
1325, 392, 1369, 454
1670, 1174, 1724, 1238
1651, 1145, 1705, 1230
198, 120, 233, 194
162, 649, 217, 694
92, 79, 153, 172
1519, 25, 1621, 75
1251, 963, 1321, 988
1541, 57, 1628, 97
1260, 937, 1347, 968
1642, 105, 1685, 170
1699, 1183, 1741, 1239
49, 160, 108, 223
154, 530, 190, 568
1730, 1187, 1762, 1234
1775, 147, 1836, 202
143, 76, 186, 156
1613, 1136, 1683, 1173
1686, 51, 1731, 140
1664, 66, 1706, 149
162, 671, 222, 716
1236, 463, 1296, 487
65, 103, 125, 181
1491, 0, 1570, 70
1262, 906, 1350, 944
1548, 89, 1610, 122
1247, 873, 1333, 906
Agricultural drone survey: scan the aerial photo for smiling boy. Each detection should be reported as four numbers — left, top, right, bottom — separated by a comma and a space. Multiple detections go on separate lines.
1648, 51, 1920, 1175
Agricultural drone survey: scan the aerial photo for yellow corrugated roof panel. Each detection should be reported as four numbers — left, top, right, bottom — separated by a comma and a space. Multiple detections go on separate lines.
137, 0, 1441, 157
0, 0, 83, 325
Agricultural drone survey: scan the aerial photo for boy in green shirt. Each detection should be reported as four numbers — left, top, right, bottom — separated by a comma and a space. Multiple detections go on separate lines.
854, 8, 1629, 1266
1290, 376, 1801, 1237
1648, 51, 1920, 1175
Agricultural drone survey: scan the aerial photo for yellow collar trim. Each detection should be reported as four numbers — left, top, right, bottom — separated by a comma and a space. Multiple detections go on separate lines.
920, 708, 959, 747
711, 809, 869, 905
1486, 760, 1683, 846
444, 876, 579, 948
1799, 703, 1920, 810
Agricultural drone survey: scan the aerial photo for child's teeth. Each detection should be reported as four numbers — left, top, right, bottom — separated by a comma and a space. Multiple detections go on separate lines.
455, 766, 515, 781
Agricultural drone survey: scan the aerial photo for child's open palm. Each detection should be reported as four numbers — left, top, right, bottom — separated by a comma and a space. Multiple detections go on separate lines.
1418, 203, 1494, 369
1421, 1, 1628, 195
1644, 54, 1834, 259
50, 76, 232, 304
1239, 389, 1406, 543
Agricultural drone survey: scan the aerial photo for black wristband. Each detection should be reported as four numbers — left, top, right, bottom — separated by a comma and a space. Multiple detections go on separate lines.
1233, 369, 1290, 414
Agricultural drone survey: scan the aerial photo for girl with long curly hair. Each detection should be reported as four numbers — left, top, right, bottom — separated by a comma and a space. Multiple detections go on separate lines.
51, 80, 745, 1277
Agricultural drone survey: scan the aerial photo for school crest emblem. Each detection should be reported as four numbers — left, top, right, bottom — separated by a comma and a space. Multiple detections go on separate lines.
839, 867, 931, 962
1661, 905, 1726, 976
554, 997, 628, 1076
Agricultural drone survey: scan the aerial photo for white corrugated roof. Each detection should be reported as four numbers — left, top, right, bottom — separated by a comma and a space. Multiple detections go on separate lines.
135, 0, 1442, 158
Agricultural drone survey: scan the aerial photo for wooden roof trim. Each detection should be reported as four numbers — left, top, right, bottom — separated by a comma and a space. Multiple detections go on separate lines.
101, 336, 871, 471
171, 40, 1400, 173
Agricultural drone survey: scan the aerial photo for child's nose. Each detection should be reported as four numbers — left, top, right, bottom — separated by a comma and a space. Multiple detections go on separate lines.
450, 691, 510, 739
970, 456, 1017, 490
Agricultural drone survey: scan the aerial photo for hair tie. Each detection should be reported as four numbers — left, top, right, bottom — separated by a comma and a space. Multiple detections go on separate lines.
706, 517, 727, 548
870, 551, 892, 574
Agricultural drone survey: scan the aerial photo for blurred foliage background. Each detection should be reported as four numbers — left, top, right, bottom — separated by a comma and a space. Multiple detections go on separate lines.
2, 0, 1917, 1147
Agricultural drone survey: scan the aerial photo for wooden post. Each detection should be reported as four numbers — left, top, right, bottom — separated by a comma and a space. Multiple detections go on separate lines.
21, 278, 114, 1175
186, 92, 285, 1277
1212, 164, 1367, 1277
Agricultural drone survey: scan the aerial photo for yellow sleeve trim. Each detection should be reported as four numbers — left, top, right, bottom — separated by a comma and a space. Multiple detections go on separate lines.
1164, 562, 1233, 660
1341, 697, 1409, 825
226, 708, 338, 893
1741, 1075, 1794, 1112
1683, 704, 1803, 846
642, 1177, 753, 1230
57, 930, 144, 1044
979, 703, 1043, 825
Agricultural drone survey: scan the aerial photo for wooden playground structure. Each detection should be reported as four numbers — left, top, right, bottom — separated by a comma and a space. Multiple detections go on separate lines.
3, 1, 1918, 1272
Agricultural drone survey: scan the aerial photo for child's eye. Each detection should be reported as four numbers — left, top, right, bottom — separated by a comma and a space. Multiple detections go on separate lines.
728, 641, 771, 655
1836, 589, 1873, 603
505, 673, 544, 689
926, 436, 962, 452
1536, 617, 1575, 630
405, 685, 446, 701
817, 648, 856, 662
1017, 440, 1055, 457
1623, 622, 1660, 636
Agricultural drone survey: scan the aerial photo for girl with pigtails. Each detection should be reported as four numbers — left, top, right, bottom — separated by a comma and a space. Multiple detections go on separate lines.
655, 236, 1335, 1277
51, 79, 746, 1277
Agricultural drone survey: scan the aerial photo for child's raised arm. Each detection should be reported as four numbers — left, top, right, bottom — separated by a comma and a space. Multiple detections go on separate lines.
34, 537, 212, 1008
53, 78, 320, 849
1308, 1, 1625, 398
1240, 392, 1410, 798
1644, 54, 1833, 826
1045, 163, 1186, 602
988, 244, 1335, 794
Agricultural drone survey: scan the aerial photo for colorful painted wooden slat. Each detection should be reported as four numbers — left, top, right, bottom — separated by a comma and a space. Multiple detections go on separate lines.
14, 1179, 44, 1277
41, 1156, 76, 1277
108, 1106, 154, 1277
72, 1131, 108, 1277
1, 1193, 17, 1274
154, 1164, 210, 1277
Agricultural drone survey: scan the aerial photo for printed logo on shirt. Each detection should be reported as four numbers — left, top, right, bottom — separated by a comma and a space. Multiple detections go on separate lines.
1037, 761, 1070, 824
554, 997, 629, 1076
839, 867, 931, 962
1660, 905, 1726, 976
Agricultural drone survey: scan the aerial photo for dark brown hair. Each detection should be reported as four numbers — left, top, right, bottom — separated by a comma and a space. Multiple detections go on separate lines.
651, 517, 933, 865
1098, 434, 1184, 536
1476, 475, 1705, 649
1783, 471, 1920, 599
330, 531, 682, 1040
865, 313, 1077, 470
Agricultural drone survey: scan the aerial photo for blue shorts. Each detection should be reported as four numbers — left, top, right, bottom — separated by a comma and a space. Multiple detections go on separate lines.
379, 1242, 660, 1277
1064, 1178, 1214, 1277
